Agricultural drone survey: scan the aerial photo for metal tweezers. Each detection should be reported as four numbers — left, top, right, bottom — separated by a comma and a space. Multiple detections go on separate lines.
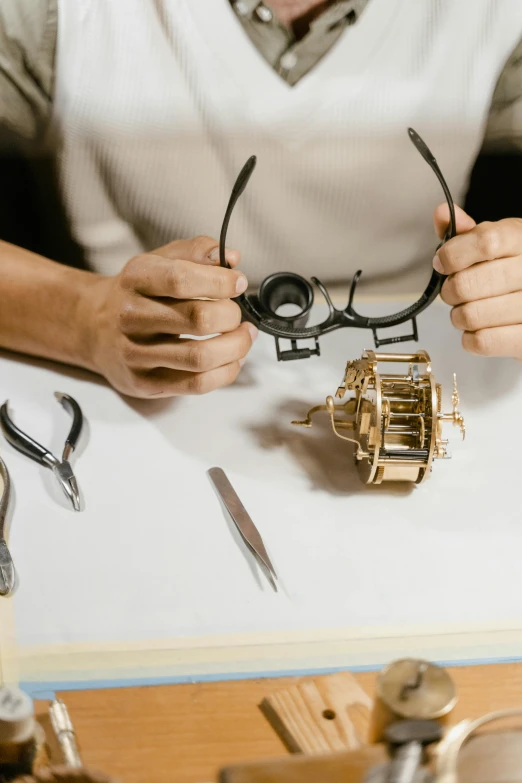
208, 467, 278, 592
0, 392, 83, 512
0, 456, 15, 596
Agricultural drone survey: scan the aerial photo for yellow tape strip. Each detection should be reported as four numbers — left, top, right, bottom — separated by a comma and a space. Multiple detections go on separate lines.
14, 621, 522, 685
0, 598, 18, 686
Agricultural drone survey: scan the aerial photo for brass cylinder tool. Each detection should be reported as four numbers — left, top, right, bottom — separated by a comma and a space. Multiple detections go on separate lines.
370, 659, 458, 743
383, 719, 443, 783
292, 351, 465, 485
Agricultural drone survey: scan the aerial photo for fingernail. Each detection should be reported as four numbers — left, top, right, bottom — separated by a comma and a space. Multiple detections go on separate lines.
247, 323, 258, 342
236, 274, 248, 294
239, 357, 247, 367
433, 254, 444, 273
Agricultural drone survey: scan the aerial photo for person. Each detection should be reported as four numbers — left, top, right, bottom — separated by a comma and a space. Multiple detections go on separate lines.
1, 0, 522, 399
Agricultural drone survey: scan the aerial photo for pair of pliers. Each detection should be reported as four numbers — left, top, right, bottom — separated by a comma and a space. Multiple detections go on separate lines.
0, 392, 83, 512
0, 456, 15, 596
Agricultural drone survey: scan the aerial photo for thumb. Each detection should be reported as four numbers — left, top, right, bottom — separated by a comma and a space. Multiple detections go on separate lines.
153, 236, 241, 267
433, 203, 476, 240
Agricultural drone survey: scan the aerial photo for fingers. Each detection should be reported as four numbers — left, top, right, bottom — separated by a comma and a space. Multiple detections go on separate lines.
98, 235, 254, 399
123, 322, 257, 372
435, 218, 522, 275
122, 255, 248, 299
118, 321, 259, 397
434, 217, 522, 362
154, 235, 241, 268
119, 297, 243, 337
451, 291, 522, 332
132, 361, 245, 398
462, 324, 522, 359
433, 203, 476, 240
440, 255, 522, 306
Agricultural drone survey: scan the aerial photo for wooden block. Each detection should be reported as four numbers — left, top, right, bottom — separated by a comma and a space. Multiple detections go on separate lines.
219, 731, 522, 783
259, 672, 373, 755
218, 745, 387, 783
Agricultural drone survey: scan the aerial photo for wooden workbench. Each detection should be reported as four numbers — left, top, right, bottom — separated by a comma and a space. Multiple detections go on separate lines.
34, 663, 522, 783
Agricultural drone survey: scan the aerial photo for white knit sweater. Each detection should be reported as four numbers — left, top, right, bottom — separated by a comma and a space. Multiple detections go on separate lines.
52, 0, 522, 293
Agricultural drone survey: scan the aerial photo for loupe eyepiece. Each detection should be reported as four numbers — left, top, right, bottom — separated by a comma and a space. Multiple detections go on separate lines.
258, 272, 314, 327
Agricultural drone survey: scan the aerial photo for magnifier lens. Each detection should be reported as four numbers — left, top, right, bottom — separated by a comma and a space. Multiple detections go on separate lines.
258, 273, 314, 325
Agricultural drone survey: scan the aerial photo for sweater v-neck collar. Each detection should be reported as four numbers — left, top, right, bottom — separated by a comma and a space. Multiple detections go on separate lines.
183, 0, 405, 100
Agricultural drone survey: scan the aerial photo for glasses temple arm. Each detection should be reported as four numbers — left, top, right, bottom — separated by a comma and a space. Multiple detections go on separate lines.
219, 156, 257, 270
408, 127, 456, 240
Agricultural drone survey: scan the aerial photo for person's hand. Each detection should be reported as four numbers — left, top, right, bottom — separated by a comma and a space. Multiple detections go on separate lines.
83, 236, 257, 398
433, 204, 522, 360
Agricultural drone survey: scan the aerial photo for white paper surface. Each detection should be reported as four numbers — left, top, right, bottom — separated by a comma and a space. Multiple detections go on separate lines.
2, 300, 522, 682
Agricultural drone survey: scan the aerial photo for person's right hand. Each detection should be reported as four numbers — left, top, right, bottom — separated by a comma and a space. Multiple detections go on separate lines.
83, 236, 258, 398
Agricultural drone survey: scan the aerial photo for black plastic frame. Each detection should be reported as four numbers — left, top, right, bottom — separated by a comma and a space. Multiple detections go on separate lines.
219, 128, 456, 361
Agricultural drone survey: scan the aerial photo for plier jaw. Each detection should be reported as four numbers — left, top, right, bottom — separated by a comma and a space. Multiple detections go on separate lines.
52, 461, 81, 512
0, 540, 15, 597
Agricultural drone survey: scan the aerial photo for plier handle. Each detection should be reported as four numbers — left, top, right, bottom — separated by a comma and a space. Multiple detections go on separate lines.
0, 456, 15, 596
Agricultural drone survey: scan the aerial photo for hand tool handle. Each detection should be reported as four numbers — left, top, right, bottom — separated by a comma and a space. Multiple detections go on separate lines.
0, 457, 15, 596
0, 402, 54, 466
54, 392, 83, 458
0, 455, 10, 533
387, 742, 422, 783
49, 699, 83, 768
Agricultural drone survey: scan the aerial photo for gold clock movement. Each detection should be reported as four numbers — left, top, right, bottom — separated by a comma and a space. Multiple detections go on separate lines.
292, 351, 465, 485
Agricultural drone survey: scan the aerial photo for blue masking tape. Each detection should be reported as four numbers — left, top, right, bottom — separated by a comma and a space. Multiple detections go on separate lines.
25, 689, 56, 701
17, 654, 522, 694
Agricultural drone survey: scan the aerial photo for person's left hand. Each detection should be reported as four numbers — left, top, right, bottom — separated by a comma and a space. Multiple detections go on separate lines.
433, 204, 522, 359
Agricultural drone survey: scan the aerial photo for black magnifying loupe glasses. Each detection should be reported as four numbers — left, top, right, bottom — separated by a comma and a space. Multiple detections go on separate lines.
219, 128, 456, 361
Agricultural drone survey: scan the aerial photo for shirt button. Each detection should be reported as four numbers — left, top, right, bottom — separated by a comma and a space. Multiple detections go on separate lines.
280, 51, 298, 70
234, 1, 250, 16
255, 4, 273, 22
